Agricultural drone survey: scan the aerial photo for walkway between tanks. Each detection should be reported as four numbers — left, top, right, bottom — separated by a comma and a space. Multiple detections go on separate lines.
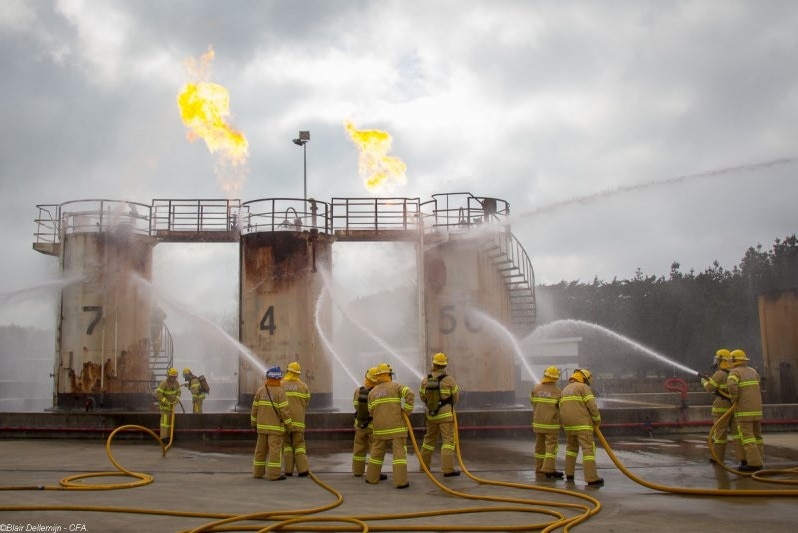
1, 433, 797, 532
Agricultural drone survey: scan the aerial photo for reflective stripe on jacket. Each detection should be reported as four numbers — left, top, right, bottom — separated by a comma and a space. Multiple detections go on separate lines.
368, 381, 415, 440
559, 381, 600, 431
281, 378, 310, 431
419, 370, 459, 421
250, 384, 293, 434
727, 365, 762, 421
531, 382, 561, 433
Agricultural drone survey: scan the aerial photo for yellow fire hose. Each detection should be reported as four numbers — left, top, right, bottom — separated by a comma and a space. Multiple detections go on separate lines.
2, 403, 797, 532
705, 405, 798, 485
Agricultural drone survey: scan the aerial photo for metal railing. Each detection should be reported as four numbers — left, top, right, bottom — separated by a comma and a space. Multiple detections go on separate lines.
330, 197, 421, 232
34, 200, 152, 246
240, 198, 331, 235
151, 199, 240, 234
425, 192, 510, 230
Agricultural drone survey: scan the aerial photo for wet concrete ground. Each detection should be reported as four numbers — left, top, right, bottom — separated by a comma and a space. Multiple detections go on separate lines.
1, 432, 797, 532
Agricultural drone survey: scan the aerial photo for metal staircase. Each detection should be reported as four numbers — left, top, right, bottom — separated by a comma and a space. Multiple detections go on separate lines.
425, 193, 537, 337
482, 231, 537, 337
149, 323, 174, 392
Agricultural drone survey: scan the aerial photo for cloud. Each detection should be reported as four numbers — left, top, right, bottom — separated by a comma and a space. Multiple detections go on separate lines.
1, 0, 797, 327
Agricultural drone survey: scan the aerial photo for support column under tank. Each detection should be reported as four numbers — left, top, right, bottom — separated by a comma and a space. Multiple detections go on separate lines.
424, 233, 516, 408
56, 227, 156, 410
238, 231, 333, 409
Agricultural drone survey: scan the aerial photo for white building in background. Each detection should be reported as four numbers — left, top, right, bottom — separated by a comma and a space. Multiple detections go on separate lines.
517, 337, 582, 399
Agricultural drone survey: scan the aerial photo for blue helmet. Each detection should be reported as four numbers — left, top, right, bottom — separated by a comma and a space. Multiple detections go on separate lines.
266, 366, 283, 379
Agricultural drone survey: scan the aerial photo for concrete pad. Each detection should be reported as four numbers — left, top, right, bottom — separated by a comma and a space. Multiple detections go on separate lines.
1, 432, 797, 532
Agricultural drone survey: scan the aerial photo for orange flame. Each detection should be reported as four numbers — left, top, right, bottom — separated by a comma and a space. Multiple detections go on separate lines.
344, 120, 407, 194
177, 47, 249, 196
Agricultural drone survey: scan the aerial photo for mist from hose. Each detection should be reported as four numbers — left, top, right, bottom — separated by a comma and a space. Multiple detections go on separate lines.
318, 267, 423, 381
129, 273, 268, 375
530, 318, 699, 375
512, 156, 796, 222
470, 308, 539, 382
314, 288, 359, 387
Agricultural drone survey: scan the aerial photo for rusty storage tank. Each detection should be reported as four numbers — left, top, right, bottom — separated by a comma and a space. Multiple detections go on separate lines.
759, 288, 798, 403
238, 199, 334, 409
37, 200, 157, 410
423, 194, 536, 407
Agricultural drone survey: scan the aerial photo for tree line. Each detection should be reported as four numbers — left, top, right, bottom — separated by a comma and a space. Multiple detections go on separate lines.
534, 234, 798, 382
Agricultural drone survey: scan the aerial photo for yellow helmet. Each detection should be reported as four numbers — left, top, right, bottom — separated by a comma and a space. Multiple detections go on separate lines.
432, 352, 448, 366
182, 367, 192, 375
543, 366, 560, 380
374, 363, 393, 376
572, 368, 592, 384
287, 362, 302, 374
729, 349, 749, 363
365, 367, 378, 384
167, 367, 178, 377
714, 349, 730, 361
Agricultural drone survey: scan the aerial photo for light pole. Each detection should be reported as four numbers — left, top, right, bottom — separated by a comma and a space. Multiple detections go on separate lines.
292, 130, 310, 200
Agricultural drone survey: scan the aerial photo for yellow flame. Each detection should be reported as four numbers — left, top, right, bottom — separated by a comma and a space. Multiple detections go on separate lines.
344, 120, 407, 194
177, 47, 249, 196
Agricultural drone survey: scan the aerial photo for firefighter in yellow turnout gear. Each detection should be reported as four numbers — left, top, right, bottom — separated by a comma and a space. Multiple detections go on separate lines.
700, 349, 744, 464
251, 367, 293, 480
419, 352, 460, 477
559, 368, 604, 486
281, 361, 311, 477
182, 368, 206, 414
726, 349, 764, 471
531, 366, 563, 479
366, 363, 415, 488
352, 367, 383, 478
154, 367, 181, 441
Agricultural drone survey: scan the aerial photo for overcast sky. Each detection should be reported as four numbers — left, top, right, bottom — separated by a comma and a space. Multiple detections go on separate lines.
1, 0, 796, 328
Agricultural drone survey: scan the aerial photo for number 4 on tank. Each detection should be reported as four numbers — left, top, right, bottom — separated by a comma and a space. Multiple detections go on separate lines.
259, 305, 276, 335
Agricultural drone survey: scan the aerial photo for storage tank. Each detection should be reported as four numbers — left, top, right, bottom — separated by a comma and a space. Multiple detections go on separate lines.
54, 200, 156, 410
238, 199, 333, 409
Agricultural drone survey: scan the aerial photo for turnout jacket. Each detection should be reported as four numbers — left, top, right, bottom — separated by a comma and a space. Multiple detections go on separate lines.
155, 378, 181, 409
419, 370, 459, 421
530, 382, 561, 434
251, 383, 293, 434
281, 378, 310, 432
727, 366, 762, 421
559, 381, 601, 432
703, 369, 732, 416
368, 381, 415, 440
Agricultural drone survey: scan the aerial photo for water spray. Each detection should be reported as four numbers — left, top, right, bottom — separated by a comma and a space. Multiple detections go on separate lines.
129, 273, 268, 375
512, 156, 797, 223
530, 318, 700, 375
314, 289, 359, 387
318, 267, 423, 381
470, 308, 540, 382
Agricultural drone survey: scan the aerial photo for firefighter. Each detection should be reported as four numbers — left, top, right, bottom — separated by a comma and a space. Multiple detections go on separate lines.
281, 361, 311, 477
726, 349, 764, 472
559, 368, 604, 486
154, 367, 181, 442
419, 352, 461, 477
352, 367, 385, 479
251, 366, 292, 480
182, 368, 206, 414
531, 366, 563, 478
699, 349, 744, 464
366, 363, 415, 488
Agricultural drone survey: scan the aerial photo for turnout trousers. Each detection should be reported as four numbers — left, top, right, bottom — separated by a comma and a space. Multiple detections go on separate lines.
420, 418, 457, 474
366, 437, 408, 487
253, 433, 284, 480
564, 430, 600, 483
